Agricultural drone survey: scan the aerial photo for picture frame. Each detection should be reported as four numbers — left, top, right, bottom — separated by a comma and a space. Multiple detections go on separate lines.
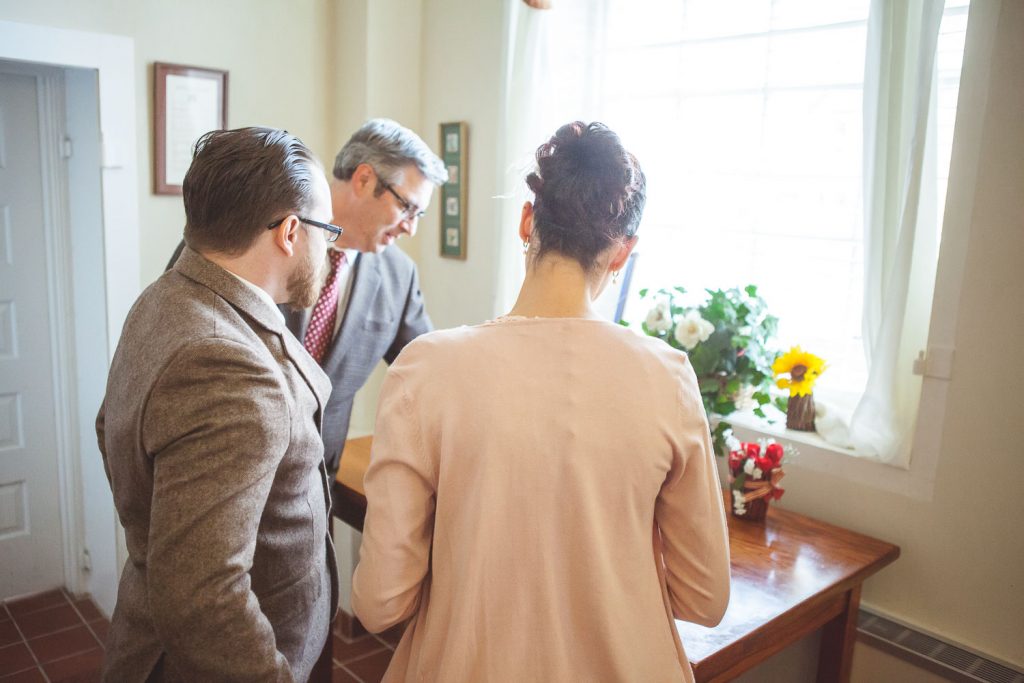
439, 121, 468, 259
153, 62, 228, 195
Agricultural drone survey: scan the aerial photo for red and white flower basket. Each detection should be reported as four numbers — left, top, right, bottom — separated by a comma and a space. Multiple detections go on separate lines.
728, 440, 787, 522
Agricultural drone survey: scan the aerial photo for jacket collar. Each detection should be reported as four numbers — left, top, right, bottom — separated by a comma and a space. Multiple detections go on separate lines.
323, 250, 380, 372
174, 246, 332, 411
282, 250, 382, 372
174, 246, 287, 336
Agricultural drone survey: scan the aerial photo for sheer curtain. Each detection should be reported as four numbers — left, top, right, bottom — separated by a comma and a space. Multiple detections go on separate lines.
820, 0, 945, 464
493, 0, 608, 316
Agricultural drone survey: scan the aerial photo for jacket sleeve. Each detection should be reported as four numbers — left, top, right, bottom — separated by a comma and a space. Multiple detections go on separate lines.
384, 263, 433, 365
351, 367, 436, 632
141, 338, 295, 682
655, 357, 731, 627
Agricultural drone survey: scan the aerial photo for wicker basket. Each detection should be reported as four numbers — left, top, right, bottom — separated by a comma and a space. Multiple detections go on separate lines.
729, 468, 784, 522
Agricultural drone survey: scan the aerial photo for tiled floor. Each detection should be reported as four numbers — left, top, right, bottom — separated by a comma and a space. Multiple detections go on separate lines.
331, 621, 404, 683
1, 588, 400, 683
0, 588, 108, 682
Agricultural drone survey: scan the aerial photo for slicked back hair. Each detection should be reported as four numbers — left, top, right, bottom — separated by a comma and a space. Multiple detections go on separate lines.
183, 127, 322, 255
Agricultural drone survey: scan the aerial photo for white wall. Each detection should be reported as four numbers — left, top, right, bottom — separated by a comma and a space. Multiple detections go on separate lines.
417, 0, 508, 330
0, 0, 336, 287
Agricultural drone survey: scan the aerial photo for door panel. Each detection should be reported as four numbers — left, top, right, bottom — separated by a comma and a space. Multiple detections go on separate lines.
0, 68, 65, 597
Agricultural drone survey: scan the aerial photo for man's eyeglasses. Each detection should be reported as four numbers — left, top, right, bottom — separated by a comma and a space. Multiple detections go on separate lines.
377, 177, 426, 221
266, 216, 343, 243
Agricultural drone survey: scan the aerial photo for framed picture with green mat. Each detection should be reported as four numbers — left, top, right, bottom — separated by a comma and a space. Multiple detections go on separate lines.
439, 121, 468, 259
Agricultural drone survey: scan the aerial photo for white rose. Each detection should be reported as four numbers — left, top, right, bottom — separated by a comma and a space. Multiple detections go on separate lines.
672, 311, 715, 350
645, 301, 673, 333
752, 467, 763, 479
743, 459, 756, 476
734, 385, 757, 411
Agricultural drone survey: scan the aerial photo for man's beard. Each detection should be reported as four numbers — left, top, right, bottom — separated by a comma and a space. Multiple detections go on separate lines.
286, 248, 327, 309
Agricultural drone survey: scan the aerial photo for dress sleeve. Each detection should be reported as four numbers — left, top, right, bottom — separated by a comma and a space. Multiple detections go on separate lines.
351, 366, 437, 632
655, 357, 731, 627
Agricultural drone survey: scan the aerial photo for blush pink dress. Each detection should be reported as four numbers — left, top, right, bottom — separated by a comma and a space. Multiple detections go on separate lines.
353, 316, 730, 682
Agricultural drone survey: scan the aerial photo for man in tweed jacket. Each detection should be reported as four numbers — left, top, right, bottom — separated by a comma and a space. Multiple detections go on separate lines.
97, 127, 339, 682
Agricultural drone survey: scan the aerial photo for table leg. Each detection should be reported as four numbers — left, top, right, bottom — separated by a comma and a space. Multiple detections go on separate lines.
815, 584, 862, 683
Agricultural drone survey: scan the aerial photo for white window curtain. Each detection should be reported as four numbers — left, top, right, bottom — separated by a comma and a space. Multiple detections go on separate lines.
493, 2, 549, 315
820, 0, 946, 465
494, 0, 608, 315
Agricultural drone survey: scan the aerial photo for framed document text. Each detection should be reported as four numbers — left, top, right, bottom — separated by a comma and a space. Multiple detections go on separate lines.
153, 62, 228, 195
439, 122, 468, 259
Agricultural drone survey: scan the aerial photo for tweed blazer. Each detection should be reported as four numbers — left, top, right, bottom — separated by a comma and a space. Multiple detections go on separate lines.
169, 241, 432, 476
283, 246, 432, 475
97, 247, 338, 682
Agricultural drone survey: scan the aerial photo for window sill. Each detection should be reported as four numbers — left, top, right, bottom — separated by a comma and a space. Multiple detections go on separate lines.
722, 410, 938, 501
725, 410, 867, 459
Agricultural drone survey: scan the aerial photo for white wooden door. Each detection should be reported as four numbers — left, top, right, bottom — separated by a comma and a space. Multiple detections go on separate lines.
0, 66, 66, 597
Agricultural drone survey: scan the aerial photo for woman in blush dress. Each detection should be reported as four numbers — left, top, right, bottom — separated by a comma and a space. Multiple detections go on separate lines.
352, 121, 730, 683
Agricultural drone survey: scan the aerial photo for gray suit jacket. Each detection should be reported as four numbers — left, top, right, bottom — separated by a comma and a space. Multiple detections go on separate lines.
97, 247, 339, 682
284, 246, 432, 475
167, 241, 432, 476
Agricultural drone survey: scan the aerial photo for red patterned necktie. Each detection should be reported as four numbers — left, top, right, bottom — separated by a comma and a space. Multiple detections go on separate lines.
303, 249, 347, 365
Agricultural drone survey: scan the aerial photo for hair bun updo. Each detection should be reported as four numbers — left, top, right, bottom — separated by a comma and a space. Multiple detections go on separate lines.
526, 121, 646, 271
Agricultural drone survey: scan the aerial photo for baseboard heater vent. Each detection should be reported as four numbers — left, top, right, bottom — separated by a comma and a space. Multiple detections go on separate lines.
857, 609, 1023, 683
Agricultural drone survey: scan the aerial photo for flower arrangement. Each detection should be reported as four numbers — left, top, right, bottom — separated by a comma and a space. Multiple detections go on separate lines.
639, 285, 778, 456
728, 440, 787, 521
772, 346, 827, 431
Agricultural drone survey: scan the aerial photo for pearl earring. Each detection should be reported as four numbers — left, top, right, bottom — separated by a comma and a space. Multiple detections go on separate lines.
522, 240, 530, 254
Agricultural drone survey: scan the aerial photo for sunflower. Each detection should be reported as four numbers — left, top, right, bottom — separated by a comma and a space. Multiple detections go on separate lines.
772, 346, 826, 397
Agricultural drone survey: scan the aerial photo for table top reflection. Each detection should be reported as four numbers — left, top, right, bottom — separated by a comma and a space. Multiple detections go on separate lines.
680, 497, 899, 679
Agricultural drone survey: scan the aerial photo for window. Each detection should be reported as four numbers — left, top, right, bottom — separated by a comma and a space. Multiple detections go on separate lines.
541, 0, 968, 402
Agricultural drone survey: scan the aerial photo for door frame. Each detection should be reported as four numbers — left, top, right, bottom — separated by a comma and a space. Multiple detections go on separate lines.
0, 21, 139, 602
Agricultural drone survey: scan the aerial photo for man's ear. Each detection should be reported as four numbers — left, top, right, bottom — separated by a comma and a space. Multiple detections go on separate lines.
270, 215, 301, 257
352, 163, 376, 196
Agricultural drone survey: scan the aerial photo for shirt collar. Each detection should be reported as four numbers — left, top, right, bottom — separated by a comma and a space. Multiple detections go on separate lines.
332, 246, 360, 266
227, 270, 285, 323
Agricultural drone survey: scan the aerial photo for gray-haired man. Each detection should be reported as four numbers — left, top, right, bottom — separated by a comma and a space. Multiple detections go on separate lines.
298, 118, 446, 476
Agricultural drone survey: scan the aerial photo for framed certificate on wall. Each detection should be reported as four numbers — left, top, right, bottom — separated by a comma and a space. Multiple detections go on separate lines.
153, 62, 228, 195
439, 121, 468, 259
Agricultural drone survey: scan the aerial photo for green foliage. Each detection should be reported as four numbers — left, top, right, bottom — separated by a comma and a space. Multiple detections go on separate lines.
639, 286, 779, 456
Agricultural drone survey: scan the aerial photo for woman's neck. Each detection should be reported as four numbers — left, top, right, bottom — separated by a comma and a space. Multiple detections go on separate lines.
507, 255, 603, 319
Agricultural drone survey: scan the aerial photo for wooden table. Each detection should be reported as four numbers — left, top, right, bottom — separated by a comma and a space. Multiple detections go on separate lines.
333, 436, 899, 683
